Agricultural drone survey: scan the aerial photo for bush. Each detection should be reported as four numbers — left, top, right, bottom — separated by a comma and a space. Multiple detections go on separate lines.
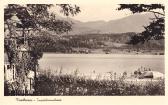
33, 73, 165, 96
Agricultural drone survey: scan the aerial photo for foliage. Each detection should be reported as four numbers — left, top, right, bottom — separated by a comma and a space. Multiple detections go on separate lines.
4, 4, 80, 93
5, 4, 80, 33
34, 72, 165, 96
127, 34, 143, 45
117, 4, 164, 14
28, 33, 164, 54
4, 4, 80, 62
57, 4, 81, 16
117, 4, 165, 44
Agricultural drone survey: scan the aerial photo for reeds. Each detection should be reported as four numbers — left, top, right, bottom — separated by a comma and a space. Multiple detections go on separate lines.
34, 69, 165, 96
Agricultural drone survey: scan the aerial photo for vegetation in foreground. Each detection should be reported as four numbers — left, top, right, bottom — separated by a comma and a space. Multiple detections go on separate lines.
4, 66, 165, 96
33, 71, 164, 96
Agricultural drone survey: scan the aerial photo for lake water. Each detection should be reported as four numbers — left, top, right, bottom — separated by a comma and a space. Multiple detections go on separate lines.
38, 53, 164, 76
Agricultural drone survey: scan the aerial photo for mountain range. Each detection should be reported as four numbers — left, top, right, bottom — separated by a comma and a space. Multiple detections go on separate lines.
65, 13, 154, 35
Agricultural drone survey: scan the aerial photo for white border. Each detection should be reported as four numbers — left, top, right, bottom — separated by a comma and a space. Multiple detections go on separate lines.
0, 0, 167, 105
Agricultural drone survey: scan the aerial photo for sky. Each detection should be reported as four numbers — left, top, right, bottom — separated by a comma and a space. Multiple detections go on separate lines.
51, 4, 133, 22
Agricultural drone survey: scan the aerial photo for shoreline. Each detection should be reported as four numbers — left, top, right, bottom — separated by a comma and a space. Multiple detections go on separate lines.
41, 53, 164, 58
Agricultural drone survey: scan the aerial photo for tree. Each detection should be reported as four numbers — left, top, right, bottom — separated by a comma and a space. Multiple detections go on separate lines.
5, 4, 80, 62
5, 4, 80, 34
4, 4, 80, 95
117, 4, 165, 44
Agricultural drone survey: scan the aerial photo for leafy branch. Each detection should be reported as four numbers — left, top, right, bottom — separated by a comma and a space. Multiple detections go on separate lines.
117, 4, 165, 44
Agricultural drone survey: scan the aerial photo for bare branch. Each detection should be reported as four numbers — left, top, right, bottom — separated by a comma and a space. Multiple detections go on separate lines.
149, 11, 165, 16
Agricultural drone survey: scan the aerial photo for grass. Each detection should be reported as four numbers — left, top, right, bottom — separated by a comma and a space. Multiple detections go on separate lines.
34, 71, 165, 96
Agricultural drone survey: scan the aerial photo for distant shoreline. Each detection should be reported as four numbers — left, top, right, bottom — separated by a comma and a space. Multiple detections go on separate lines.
42, 49, 164, 55
42, 52, 165, 57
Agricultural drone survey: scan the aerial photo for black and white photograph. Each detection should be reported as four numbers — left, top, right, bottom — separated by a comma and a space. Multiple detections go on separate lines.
3, 3, 165, 97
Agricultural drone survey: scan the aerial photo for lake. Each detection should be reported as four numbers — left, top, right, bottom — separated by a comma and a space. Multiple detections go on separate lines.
38, 53, 164, 76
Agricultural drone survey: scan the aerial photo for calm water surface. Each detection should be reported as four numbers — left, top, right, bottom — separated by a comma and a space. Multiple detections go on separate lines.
38, 53, 164, 75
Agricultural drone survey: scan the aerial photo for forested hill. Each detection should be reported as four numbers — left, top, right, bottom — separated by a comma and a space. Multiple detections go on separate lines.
29, 32, 164, 54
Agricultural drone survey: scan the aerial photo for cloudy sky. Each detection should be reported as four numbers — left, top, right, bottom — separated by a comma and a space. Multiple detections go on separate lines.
51, 4, 133, 22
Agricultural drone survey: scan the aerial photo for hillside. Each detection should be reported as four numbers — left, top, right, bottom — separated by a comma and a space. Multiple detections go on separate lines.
30, 32, 164, 54
68, 13, 154, 34
28, 13, 164, 54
